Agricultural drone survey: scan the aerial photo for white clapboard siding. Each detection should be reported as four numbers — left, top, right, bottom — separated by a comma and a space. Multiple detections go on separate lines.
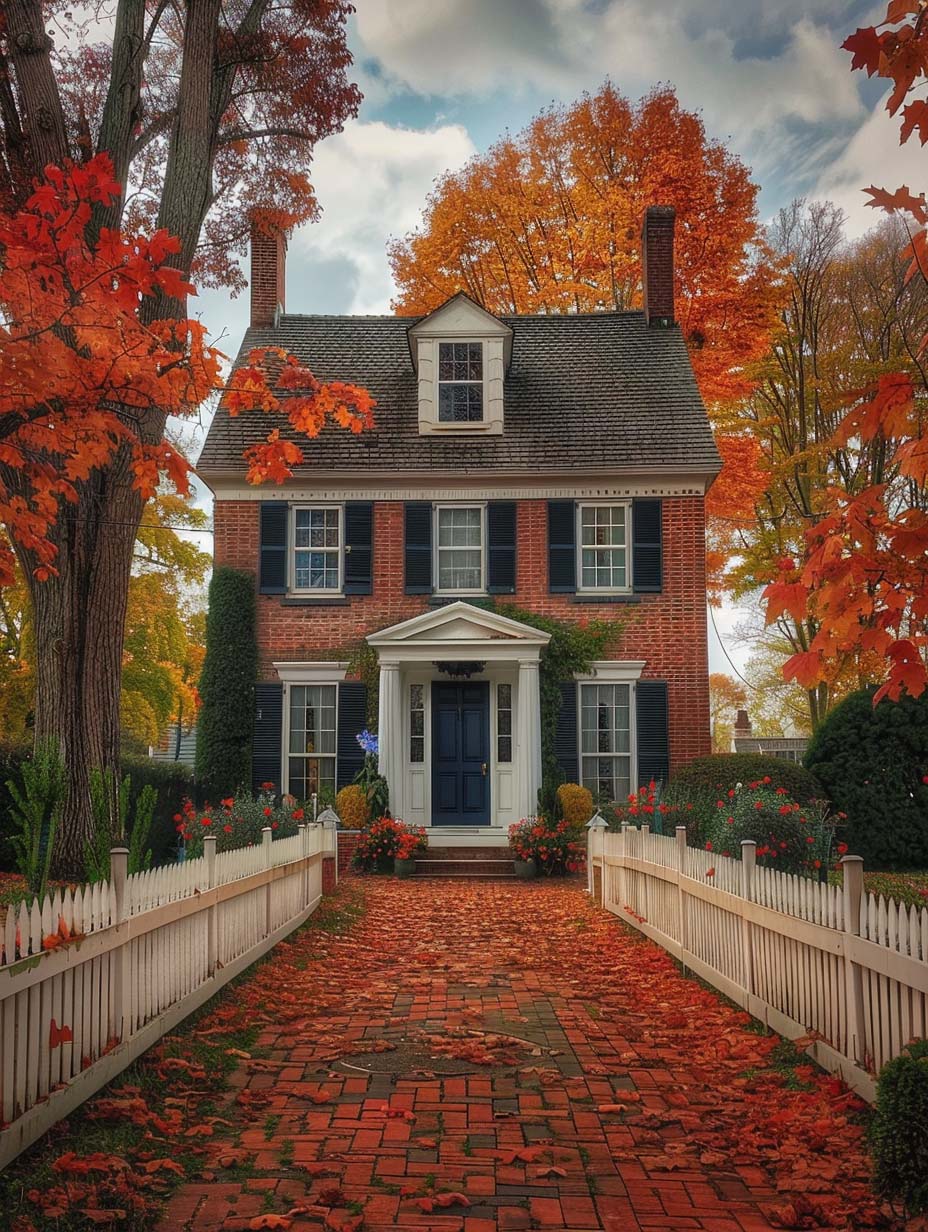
0, 823, 333, 1168
590, 825, 928, 1103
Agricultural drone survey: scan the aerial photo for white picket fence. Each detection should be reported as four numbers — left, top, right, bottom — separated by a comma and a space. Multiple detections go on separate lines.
589, 824, 928, 1101
0, 824, 334, 1167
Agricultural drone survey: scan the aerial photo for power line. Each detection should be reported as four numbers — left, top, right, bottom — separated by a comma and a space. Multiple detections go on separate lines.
708, 600, 809, 722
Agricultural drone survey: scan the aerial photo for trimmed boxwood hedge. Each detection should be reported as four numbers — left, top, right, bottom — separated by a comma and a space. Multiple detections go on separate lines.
664, 753, 824, 805
804, 687, 928, 870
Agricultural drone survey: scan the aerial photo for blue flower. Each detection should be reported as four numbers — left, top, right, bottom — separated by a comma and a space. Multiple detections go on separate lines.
356, 730, 379, 756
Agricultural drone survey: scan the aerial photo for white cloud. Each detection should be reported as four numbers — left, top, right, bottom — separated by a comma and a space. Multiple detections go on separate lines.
813, 93, 928, 237
290, 118, 476, 313
354, 0, 863, 156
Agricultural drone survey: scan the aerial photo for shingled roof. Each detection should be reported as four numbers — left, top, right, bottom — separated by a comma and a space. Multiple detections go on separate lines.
198, 310, 721, 480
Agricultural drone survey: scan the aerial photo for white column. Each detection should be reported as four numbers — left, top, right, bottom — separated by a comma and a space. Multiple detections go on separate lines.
517, 659, 543, 816
377, 661, 404, 816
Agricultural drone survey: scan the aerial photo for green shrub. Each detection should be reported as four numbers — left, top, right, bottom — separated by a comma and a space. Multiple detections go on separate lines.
5, 738, 64, 900
110, 755, 192, 867
0, 741, 30, 871
178, 787, 306, 858
701, 783, 834, 875
805, 687, 928, 869
870, 1039, 928, 1215
195, 567, 257, 797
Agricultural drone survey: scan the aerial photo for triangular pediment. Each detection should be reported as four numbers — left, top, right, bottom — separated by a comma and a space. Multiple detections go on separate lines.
408, 292, 512, 340
367, 601, 550, 649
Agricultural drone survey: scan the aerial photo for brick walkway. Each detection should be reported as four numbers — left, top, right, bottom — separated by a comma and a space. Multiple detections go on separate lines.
157, 879, 879, 1232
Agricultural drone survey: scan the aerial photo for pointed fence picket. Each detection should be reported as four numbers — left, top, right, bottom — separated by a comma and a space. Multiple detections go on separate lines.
0, 824, 328, 1168
592, 826, 928, 1102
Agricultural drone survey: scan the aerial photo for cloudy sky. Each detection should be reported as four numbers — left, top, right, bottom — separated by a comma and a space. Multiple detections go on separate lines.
188, 0, 913, 686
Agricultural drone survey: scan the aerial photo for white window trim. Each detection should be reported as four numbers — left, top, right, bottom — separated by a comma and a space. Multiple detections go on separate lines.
276, 663, 348, 797
280, 676, 340, 798
432, 502, 487, 596
577, 678, 636, 802
435, 340, 487, 428
576, 499, 633, 595
289, 503, 344, 595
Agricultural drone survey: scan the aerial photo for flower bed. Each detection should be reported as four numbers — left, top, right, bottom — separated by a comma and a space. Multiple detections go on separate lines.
177, 784, 306, 858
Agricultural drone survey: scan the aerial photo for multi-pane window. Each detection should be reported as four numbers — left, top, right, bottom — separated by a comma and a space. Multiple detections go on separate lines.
409, 683, 424, 763
437, 342, 483, 422
497, 683, 513, 763
580, 683, 631, 802
293, 507, 341, 591
436, 506, 484, 592
288, 684, 337, 797
579, 504, 628, 590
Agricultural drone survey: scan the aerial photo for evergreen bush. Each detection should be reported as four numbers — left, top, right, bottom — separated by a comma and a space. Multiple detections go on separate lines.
804, 687, 928, 869
870, 1039, 928, 1216
195, 567, 257, 798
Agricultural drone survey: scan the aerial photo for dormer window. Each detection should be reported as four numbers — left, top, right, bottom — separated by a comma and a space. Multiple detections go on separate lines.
408, 293, 512, 436
438, 342, 483, 422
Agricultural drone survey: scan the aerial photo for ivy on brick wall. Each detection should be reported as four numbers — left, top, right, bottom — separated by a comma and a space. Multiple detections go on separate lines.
495, 604, 624, 790
347, 640, 380, 729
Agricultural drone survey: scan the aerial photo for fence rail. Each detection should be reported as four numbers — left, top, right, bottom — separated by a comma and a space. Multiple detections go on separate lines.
0, 824, 334, 1168
589, 824, 928, 1101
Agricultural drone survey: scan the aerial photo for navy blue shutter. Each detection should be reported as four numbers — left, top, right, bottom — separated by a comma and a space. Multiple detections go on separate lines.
632, 499, 663, 593
548, 501, 576, 593
554, 681, 579, 784
636, 680, 669, 789
252, 682, 283, 792
337, 682, 368, 790
344, 502, 373, 594
404, 502, 432, 594
259, 502, 288, 594
487, 501, 517, 593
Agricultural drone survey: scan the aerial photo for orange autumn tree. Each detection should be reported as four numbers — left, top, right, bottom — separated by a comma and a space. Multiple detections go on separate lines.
0, 155, 373, 873
764, 7, 928, 703
389, 83, 781, 412
0, 0, 363, 875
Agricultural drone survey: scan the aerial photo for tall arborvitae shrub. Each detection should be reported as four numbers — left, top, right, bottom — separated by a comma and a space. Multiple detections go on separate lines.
196, 567, 257, 797
804, 687, 928, 869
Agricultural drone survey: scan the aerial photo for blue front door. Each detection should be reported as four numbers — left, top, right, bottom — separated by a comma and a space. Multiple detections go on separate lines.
431, 681, 490, 825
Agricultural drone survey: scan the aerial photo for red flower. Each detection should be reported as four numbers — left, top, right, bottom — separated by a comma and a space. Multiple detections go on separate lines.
837, 841, 848, 855
705, 841, 713, 851
173, 812, 182, 822
221, 797, 234, 808
223, 824, 232, 834
200, 817, 212, 827
261, 781, 275, 791
706, 867, 715, 877
754, 801, 764, 811
293, 808, 305, 821
263, 807, 272, 817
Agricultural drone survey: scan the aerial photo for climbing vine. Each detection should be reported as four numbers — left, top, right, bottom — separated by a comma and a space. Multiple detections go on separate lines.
495, 604, 624, 792
346, 640, 380, 729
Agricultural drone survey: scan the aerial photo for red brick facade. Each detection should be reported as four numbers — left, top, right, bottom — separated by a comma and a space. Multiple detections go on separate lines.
212, 495, 711, 773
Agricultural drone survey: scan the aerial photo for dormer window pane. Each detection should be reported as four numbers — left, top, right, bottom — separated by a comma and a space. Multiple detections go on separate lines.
438, 341, 483, 422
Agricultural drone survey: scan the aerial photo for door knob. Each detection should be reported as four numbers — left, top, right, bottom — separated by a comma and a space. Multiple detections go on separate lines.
481, 762, 487, 776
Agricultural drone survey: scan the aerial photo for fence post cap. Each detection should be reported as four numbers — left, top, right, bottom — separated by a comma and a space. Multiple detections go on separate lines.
203, 834, 217, 845
740, 839, 757, 849
840, 854, 864, 865
109, 846, 130, 855
675, 825, 687, 837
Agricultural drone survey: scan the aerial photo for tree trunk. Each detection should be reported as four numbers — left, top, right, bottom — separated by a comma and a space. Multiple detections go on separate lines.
10, 449, 144, 878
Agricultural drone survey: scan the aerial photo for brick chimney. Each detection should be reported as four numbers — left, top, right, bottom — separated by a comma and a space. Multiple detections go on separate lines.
734, 708, 752, 740
641, 204, 676, 327
250, 219, 287, 328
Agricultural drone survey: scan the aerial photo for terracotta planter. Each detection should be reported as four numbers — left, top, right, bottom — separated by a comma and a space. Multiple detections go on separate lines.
513, 858, 537, 879
394, 857, 417, 879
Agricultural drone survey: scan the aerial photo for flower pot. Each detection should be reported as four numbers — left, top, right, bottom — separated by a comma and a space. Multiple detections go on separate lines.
513, 858, 537, 879
394, 857, 416, 879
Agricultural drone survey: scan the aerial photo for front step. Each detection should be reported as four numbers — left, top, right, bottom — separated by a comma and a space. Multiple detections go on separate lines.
412, 852, 517, 879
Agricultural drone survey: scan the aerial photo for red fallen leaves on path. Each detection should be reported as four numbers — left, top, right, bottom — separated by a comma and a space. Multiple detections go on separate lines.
7, 880, 893, 1231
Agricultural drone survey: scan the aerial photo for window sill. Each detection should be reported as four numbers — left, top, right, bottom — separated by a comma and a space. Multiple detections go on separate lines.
280, 595, 350, 607
428, 594, 493, 607
571, 593, 642, 605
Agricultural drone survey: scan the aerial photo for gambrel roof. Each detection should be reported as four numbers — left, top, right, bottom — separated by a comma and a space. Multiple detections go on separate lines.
198, 308, 721, 479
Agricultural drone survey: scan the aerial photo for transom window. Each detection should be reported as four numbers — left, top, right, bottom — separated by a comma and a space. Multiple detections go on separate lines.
293, 506, 341, 592
435, 506, 484, 592
288, 684, 337, 797
438, 342, 483, 423
579, 503, 628, 591
580, 683, 631, 802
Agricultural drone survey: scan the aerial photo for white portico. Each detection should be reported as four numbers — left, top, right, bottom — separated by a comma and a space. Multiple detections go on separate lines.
367, 603, 550, 836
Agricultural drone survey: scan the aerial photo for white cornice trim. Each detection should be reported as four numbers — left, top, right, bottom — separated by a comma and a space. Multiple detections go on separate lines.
206, 476, 711, 501
273, 661, 349, 682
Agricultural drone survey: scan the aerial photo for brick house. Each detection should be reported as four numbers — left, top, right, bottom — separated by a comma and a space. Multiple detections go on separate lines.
199, 206, 720, 839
